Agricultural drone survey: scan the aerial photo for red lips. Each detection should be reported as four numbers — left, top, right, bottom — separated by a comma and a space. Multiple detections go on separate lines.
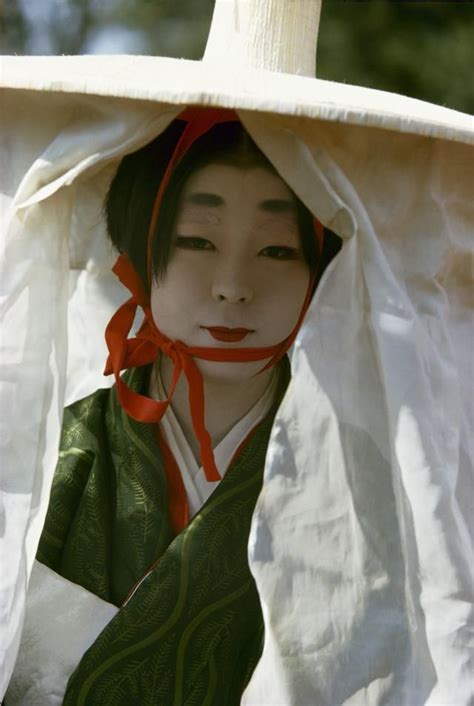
204, 326, 254, 342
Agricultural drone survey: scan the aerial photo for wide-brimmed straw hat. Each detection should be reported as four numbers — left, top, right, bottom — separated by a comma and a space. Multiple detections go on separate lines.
1, 1, 473, 702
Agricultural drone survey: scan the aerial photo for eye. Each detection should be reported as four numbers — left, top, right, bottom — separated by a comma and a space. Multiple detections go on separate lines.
174, 236, 215, 251
259, 245, 300, 260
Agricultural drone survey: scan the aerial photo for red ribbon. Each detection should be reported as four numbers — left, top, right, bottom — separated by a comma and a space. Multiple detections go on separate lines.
155, 427, 190, 534
147, 108, 240, 284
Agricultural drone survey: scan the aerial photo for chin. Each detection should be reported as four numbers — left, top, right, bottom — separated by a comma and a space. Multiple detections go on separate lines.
195, 359, 272, 384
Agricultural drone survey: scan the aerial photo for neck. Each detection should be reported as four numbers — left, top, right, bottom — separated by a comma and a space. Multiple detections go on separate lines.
157, 356, 275, 461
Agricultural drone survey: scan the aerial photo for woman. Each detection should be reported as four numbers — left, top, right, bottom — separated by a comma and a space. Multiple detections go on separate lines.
10, 109, 340, 705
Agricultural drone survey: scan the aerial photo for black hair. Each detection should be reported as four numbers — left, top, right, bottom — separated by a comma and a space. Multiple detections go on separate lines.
105, 119, 341, 290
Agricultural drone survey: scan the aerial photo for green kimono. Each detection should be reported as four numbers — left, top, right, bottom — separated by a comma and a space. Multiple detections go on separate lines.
37, 361, 290, 705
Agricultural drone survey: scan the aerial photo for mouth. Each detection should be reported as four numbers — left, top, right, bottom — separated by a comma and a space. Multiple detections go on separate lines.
202, 326, 254, 343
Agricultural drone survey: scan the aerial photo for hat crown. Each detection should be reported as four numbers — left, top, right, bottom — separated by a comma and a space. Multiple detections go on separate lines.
203, 0, 321, 77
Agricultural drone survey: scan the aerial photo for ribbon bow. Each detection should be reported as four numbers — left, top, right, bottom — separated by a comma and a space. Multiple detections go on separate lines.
105, 253, 281, 482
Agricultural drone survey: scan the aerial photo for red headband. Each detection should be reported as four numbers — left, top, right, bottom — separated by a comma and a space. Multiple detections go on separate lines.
104, 107, 323, 482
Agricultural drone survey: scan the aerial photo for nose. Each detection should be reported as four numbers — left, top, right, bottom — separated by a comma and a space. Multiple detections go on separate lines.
211, 263, 254, 304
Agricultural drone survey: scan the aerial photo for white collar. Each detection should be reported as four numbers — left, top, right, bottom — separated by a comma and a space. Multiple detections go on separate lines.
150, 360, 279, 518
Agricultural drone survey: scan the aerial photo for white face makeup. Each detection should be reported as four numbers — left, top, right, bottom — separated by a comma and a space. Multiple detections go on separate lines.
150, 164, 311, 382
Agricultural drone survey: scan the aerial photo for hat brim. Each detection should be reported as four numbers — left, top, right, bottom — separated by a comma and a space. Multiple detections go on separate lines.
2, 55, 473, 145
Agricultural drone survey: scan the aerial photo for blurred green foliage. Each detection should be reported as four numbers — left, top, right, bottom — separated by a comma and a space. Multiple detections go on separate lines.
1, 0, 473, 113
318, 1, 474, 113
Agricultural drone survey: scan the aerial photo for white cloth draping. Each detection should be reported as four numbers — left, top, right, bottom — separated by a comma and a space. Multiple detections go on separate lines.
241, 112, 474, 706
5, 561, 118, 705
1, 74, 472, 703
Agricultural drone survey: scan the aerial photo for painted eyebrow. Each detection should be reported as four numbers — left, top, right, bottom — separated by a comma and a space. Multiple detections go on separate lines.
260, 198, 296, 214
184, 193, 296, 213
184, 193, 223, 207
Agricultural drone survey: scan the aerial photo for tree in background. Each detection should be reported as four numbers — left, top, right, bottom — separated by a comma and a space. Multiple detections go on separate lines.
317, 1, 474, 114
1, 0, 473, 113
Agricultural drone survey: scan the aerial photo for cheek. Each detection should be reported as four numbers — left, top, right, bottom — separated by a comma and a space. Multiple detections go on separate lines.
150, 282, 187, 335
263, 267, 310, 335
149, 260, 209, 337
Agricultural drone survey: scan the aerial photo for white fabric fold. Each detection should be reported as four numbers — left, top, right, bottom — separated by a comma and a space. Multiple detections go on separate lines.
5, 561, 118, 706
241, 113, 474, 705
0, 95, 180, 696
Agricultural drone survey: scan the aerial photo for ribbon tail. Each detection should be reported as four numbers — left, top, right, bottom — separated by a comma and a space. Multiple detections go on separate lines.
156, 428, 190, 535
115, 375, 171, 424
181, 354, 221, 483
104, 297, 138, 375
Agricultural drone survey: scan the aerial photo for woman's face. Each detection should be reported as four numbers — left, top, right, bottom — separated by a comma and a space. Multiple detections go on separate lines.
150, 163, 311, 382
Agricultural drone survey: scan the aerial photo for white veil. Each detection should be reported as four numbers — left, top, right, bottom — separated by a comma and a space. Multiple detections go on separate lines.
1, 1, 472, 701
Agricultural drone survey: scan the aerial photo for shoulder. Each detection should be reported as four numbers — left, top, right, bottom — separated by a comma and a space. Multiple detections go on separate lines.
36, 386, 109, 570
61, 387, 110, 442
37, 367, 151, 569
60, 366, 151, 453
